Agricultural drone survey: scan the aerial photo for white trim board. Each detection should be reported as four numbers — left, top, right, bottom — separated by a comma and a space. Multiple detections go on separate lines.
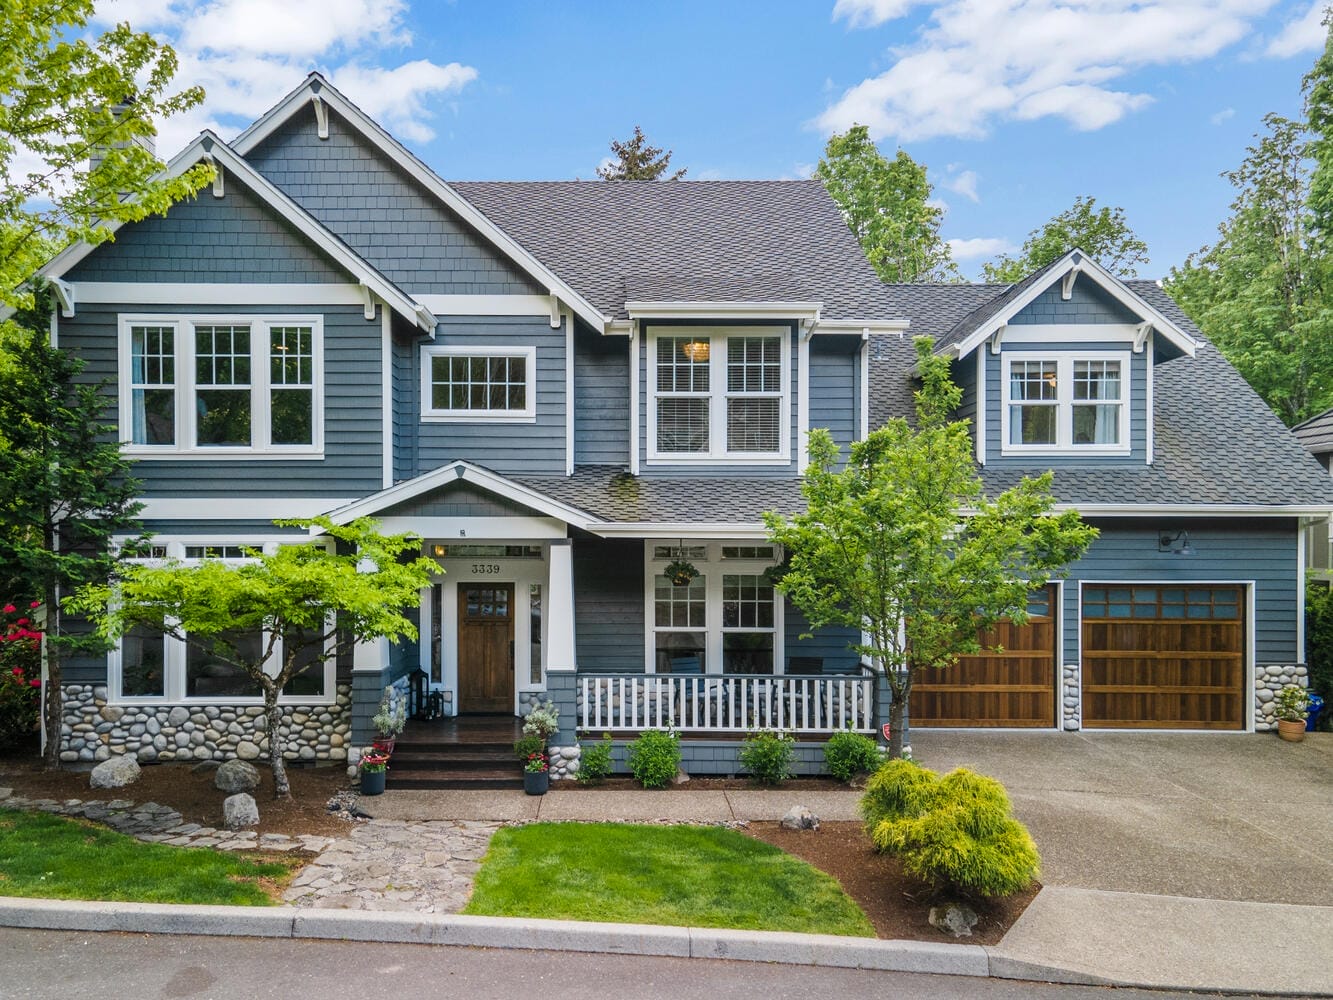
415, 294, 555, 316
72, 282, 366, 306
138, 498, 355, 520
230, 73, 608, 333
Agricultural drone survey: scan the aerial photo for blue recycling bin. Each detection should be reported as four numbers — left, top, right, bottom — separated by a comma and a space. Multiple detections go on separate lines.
1306, 692, 1325, 732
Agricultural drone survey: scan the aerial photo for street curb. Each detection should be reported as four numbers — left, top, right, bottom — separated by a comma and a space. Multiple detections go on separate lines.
0, 897, 994, 977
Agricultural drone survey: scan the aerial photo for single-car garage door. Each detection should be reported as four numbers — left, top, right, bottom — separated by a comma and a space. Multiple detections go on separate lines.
1081, 584, 1245, 730
910, 586, 1057, 728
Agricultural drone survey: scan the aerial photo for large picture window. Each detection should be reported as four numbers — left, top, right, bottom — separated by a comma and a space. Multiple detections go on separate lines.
109, 540, 336, 704
421, 346, 536, 421
119, 315, 322, 456
1002, 352, 1129, 454
648, 328, 789, 463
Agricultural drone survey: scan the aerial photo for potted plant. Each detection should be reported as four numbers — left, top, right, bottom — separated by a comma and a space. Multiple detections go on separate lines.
523, 752, 550, 795
1275, 684, 1310, 743
664, 557, 698, 587
371, 686, 407, 754
359, 749, 389, 795
522, 700, 560, 743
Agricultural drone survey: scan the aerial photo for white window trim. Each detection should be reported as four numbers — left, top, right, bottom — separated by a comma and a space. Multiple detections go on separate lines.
117, 313, 325, 459
646, 326, 791, 466
642, 541, 785, 675
108, 539, 337, 706
420, 344, 537, 423
1000, 350, 1132, 457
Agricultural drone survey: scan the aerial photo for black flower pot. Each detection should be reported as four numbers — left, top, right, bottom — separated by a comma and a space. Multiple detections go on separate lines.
360, 769, 387, 796
524, 770, 549, 795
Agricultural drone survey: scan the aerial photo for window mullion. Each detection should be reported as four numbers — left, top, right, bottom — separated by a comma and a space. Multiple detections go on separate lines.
180, 321, 195, 452
256, 321, 271, 451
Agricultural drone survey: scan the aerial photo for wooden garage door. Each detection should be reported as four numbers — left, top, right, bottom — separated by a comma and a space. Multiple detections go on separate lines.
910, 586, 1057, 727
1082, 584, 1245, 730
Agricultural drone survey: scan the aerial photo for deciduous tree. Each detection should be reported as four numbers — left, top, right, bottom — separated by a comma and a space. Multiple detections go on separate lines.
68, 519, 437, 798
764, 339, 1096, 757
983, 196, 1148, 283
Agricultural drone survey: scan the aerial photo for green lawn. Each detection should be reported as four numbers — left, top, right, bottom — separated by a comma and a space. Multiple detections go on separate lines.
0, 809, 296, 905
463, 822, 875, 937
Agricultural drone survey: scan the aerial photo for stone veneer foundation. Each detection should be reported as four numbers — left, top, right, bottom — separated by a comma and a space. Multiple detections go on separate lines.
59, 683, 352, 764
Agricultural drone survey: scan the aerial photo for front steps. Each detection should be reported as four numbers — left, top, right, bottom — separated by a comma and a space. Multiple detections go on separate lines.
383, 716, 525, 790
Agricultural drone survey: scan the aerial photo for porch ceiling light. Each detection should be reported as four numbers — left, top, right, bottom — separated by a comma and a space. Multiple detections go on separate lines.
431, 544, 447, 558
680, 340, 710, 363
1158, 530, 1195, 557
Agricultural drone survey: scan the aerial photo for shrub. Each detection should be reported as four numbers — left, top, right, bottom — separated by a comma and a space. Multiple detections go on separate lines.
0, 601, 42, 749
1274, 684, 1310, 722
860, 759, 1039, 898
739, 730, 794, 785
523, 701, 560, 741
824, 729, 881, 783
627, 729, 681, 789
513, 733, 545, 761
577, 733, 614, 785
1306, 580, 1333, 730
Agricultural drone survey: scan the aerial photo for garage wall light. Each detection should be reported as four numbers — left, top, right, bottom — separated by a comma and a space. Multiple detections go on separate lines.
1158, 530, 1195, 556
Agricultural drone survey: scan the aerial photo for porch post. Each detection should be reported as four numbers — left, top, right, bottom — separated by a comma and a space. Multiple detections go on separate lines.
546, 538, 578, 745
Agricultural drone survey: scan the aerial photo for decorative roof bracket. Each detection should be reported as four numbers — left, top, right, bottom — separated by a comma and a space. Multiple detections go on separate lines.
1061, 267, 1079, 301
359, 282, 376, 320
549, 293, 561, 328
988, 324, 1007, 355
311, 93, 329, 140
1134, 321, 1153, 353
49, 276, 75, 318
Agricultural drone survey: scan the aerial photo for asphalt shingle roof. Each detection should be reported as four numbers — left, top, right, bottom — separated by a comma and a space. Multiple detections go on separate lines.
450, 180, 898, 321
1293, 407, 1333, 457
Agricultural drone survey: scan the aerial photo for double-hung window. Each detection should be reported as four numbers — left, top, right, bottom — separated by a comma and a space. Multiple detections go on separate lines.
648, 328, 789, 463
120, 315, 323, 455
1002, 352, 1129, 455
421, 345, 536, 421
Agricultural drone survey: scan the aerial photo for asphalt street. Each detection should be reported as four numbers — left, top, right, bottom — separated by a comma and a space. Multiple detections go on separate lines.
0, 928, 1243, 1000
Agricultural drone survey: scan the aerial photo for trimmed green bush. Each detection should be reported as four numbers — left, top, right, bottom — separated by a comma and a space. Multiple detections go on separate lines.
860, 759, 1040, 898
739, 730, 794, 785
627, 729, 681, 788
577, 733, 615, 785
513, 733, 545, 761
1306, 580, 1333, 730
824, 729, 881, 783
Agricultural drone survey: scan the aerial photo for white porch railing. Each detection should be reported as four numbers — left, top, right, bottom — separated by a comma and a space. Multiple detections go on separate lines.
576, 673, 875, 735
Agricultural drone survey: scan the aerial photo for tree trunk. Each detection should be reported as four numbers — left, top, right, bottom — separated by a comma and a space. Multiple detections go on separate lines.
886, 668, 911, 759
42, 580, 60, 769
265, 687, 290, 799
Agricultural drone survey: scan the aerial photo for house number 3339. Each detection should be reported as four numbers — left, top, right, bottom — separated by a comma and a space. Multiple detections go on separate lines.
471, 563, 502, 575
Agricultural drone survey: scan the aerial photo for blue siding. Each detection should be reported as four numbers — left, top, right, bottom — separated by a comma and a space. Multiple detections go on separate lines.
1009, 279, 1139, 325
59, 302, 384, 499
411, 316, 567, 477
575, 324, 629, 467
637, 322, 801, 478
67, 181, 344, 284
574, 538, 644, 673
1061, 520, 1299, 666
382, 482, 540, 518
809, 337, 858, 460
391, 328, 420, 484
244, 104, 538, 296
784, 599, 861, 673
982, 340, 1148, 465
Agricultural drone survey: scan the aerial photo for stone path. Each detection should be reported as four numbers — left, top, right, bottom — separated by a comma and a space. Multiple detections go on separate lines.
281, 819, 500, 912
0, 786, 498, 914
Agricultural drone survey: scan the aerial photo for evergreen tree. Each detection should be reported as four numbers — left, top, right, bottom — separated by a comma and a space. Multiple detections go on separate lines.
984, 196, 1148, 283
597, 126, 686, 180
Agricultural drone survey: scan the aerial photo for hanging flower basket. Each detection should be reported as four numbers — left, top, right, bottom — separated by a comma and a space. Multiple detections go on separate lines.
665, 558, 699, 587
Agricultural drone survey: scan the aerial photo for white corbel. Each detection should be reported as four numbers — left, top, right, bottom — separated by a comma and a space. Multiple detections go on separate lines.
311, 93, 329, 140
549, 293, 561, 328
1133, 321, 1153, 353
988, 324, 1007, 355
358, 283, 376, 320
801, 306, 822, 334
211, 162, 225, 198
49, 277, 75, 318
1061, 267, 1079, 301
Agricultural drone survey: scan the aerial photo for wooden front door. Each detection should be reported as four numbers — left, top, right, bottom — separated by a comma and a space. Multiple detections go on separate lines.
458, 584, 514, 713
909, 585, 1058, 727
1081, 584, 1245, 730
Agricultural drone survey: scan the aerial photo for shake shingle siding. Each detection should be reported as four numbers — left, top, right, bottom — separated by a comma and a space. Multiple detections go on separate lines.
1008, 280, 1140, 325
574, 324, 629, 468
245, 105, 539, 295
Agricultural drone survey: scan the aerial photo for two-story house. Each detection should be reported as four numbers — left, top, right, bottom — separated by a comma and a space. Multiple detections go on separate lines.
39, 73, 1333, 774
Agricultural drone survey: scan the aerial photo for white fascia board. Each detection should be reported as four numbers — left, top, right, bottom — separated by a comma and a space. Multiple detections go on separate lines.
230, 75, 607, 334
40, 134, 437, 335
942, 251, 1197, 360
73, 282, 367, 306
139, 498, 356, 520
1052, 503, 1333, 517
321, 460, 596, 529
627, 301, 823, 323
590, 522, 770, 539
813, 319, 911, 334
606, 319, 634, 337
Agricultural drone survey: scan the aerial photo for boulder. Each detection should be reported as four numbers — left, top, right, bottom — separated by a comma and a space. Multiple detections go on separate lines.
215, 759, 261, 793
929, 902, 979, 938
671, 767, 691, 785
89, 755, 141, 789
222, 792, 260, 829
780, 805, 820, 831
191, 760, 221, 774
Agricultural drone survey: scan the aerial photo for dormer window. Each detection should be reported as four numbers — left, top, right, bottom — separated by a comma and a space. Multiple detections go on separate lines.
1001, 352, 1129, 455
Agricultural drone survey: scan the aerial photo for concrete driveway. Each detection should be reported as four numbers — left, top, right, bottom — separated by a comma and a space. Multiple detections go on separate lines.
909, 730, 1333, 905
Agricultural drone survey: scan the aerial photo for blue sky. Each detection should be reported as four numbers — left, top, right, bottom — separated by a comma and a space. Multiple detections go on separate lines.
97, 0, 1330, 279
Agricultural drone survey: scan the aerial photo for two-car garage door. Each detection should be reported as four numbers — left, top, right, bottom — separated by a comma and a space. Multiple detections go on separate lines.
909, 583, 1246, 730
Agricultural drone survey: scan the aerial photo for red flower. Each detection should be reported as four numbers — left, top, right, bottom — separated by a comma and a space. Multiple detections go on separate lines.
29, 601, 40, 609
10, 667, 21, 676
2, 605, 14, 614
29, 679, 39, 687
16, 618, 27, 626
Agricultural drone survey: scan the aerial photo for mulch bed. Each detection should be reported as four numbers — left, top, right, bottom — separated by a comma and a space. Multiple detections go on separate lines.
745, 821, 1039, 944
553, 776, 851, 792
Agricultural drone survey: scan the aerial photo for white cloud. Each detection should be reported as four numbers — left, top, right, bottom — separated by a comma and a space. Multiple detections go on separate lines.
943, 167, 979, 202
1265, 1, 1327, 58
832, 0, 925, 28
90, 0, 478, 153
948, 236, 1017, 260
817, 1, 1275, 142
1211, 106, 1237, 124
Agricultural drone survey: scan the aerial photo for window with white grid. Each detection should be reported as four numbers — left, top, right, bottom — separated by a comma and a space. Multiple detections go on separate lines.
128, 324, 176, 446
269, 325, 315, 446
422, 346, 536, 420
1001, 352, 1130, 455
